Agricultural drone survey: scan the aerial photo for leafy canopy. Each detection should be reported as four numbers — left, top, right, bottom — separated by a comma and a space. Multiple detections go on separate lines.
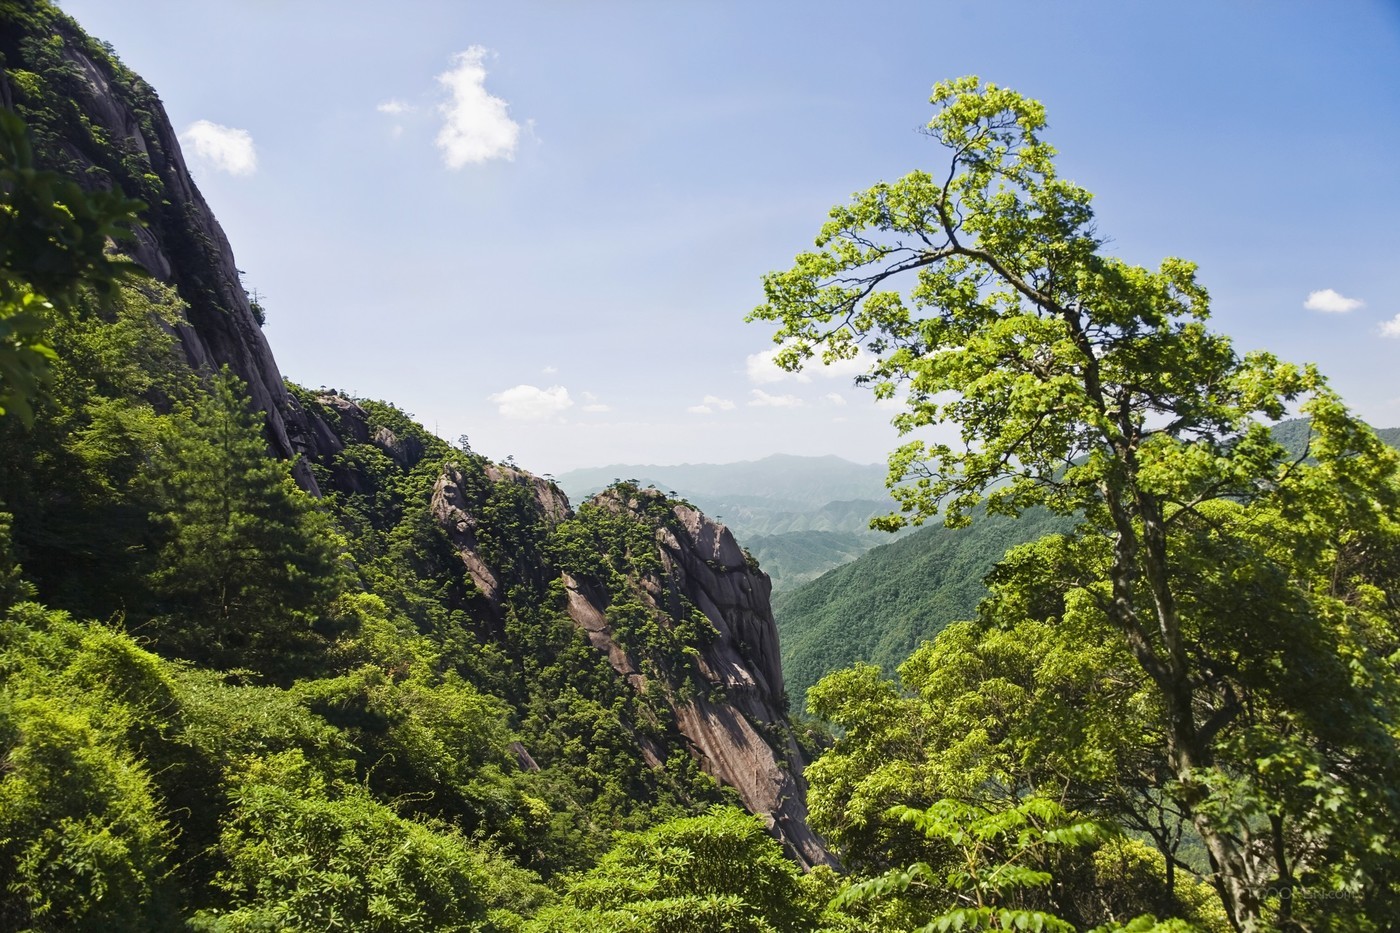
752, 76, 1400, 930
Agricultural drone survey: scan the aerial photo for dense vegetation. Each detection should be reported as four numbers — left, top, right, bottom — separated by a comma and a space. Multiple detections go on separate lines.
774, 422, 1400, 704
4, 3, 1398, 930
754, 76, 1400, 930
774, 505, 1069, 701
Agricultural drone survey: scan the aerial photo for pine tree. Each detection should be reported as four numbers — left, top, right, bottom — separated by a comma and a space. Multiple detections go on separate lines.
146, 369, 344, 678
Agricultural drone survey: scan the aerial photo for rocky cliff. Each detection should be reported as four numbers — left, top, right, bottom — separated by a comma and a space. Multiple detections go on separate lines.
0, 4, 332, 490
318, 392, 836, 865
4, 2, 832, 869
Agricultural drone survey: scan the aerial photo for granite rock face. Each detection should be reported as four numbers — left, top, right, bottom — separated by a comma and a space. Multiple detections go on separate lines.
429, 471, 834, 867
2, 16, 333, 490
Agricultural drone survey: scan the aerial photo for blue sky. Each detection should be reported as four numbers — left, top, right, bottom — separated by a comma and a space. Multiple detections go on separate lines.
60, 1, 1400, 474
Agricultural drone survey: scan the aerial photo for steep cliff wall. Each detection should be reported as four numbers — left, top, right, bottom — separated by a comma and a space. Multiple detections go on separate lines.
4, 2, 833, 869
0, 4, 334, 489
425, 469, 834, 867
590, 490, 833, 868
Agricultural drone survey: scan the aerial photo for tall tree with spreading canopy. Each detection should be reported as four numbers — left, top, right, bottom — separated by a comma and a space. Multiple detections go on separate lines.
751, 77, 1400, 930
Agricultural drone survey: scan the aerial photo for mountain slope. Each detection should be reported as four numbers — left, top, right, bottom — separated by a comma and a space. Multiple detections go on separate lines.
773, 508, 1070, 704
0, 6, 834, 927
558, 455, 907, 589
774, 417, 1400, 707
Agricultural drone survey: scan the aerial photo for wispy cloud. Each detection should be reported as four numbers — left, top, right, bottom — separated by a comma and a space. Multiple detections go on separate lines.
487, 384, 572, 420
823, 392, 847, 406
1380, 314, 1400, 338
746, 345, 872, 384
686, 394, 736, 415
1304, 288, 1364, 313
748, 389, 803, 408
746, 347, 810, 385
179, 120, 257, 175
436, 47, 520, 167
376, 99, 415, 115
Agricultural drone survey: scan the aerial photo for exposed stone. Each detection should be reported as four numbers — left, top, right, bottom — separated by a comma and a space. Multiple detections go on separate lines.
18, 23, 338, 492
373, 426, 426, 471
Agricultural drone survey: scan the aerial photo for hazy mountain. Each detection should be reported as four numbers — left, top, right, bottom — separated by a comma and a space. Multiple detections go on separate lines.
557, 454, 909, 589
774, 417, 1400, 706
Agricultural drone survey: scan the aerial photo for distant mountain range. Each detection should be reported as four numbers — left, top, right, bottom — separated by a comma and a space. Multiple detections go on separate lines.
556, 454, 910, 590
772, 418, 1400, 708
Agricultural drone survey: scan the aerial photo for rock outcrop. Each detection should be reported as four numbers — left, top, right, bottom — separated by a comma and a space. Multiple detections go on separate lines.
1, 12, 334, 490
599, 490, 833, 868
429, 470, 834, 867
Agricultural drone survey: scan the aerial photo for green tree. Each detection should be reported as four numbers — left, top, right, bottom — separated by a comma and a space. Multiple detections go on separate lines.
145, 369, 345, 678
752, 77, 1400, 930
0, 109, 142, 424
525, 805, 846, 933
0, 604, 180, 931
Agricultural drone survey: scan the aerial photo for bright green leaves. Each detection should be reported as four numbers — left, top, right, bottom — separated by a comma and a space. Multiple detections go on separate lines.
145, 369, 347, 678
0, 109, 144, 424
834, 797, 1112, 933
750, 76, 1317, 533
525, 806, 841, 933
0, 605, 180, 931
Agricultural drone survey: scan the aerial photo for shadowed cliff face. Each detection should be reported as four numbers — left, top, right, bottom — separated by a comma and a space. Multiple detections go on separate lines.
7, 6, 833, 870
1, 10, 332, 490
429, 472, 835, 868
637, 495, 834, 868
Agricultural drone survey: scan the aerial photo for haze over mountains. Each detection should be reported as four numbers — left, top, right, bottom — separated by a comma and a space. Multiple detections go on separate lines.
556, 454, 911, 589
771, 418, 1400, 707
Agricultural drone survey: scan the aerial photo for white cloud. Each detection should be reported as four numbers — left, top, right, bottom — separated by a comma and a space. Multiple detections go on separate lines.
749, 389, 804, 408
1380, 314, 1400, 338
823, 392, 847, 406
820, 352, 873, 379
1304, 288, 1364, 313
687, 394, 735, 415
377, 99, 415, 115
581, 403, 611, 413
746, 348, 810, 385
179, 120, 257, 175
435, 47, 520, 167
487, 384, 572, 420
746, 346, 872, 384
542, 364, 558, 375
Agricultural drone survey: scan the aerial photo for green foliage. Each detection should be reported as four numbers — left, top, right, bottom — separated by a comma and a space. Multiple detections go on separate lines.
0, 275, 187, 619
752, 75, 1400, 928
0, 511, 35, 608
145, 370, 347, 678
0, 108, 144, 424
0, 604, 178, 931
836, 796, 1114, 933
526, 806, 840, 933
189, 750, 548, 933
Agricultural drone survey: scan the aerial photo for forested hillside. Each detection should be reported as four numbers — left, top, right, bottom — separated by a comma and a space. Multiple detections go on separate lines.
557, 455, 908, 590
774, 507, 1069, 702
4, 3, 1399, 930
776, 420, 1400, 704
